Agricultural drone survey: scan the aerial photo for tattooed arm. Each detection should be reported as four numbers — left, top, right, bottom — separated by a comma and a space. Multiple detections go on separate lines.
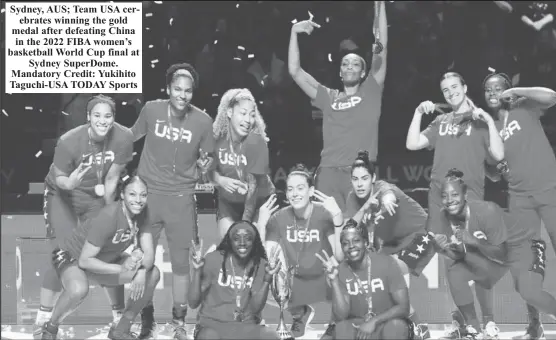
242, 173, 261, 221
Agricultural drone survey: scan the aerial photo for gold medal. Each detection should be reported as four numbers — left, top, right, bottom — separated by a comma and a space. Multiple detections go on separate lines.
95, 184, 105, 196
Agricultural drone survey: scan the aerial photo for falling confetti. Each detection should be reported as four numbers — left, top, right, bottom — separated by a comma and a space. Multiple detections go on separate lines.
328, 53, 332, 62
1, 8, 5, 14
233, 57, 241, 61
62, 111, 69, 115
122, 175, 130, 181
160, 88, 165, 92
236, 3, 239, 8
25, 106, 33, 110
237, 46, 245, 51
151, 64, 156, 68
2, 109, 8, 116
151, 59, 159, 64
132, 152, 137, 156
291, 19, 298, 24
35, 150, 43, 158
488, 67, 496, 73
214, 39, 218, 45
40, 109, 43, 112
169, 18, 173, 25
146, 27, 150, 31
154, 1, 163, 3
36, 271, 40, 276
122, 101, 127, 105
212, 93, 219, 97
148, 44, 154, 48
326, 17, 330, 23
248, 54, 255, 59
145, 12, 153, 17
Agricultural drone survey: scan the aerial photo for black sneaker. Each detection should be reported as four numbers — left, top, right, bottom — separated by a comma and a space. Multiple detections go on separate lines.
290, 305, 315, 338
320, 323, 336, 339
512, 322, 546, 340
138, 305, 156, 339
40, 322, 58, 340
108, 326, 138, 340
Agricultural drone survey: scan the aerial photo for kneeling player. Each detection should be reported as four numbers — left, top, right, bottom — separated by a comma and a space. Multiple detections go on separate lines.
317, 220, 412, 340
40, 175, 160, 340
187, 221, 279, 340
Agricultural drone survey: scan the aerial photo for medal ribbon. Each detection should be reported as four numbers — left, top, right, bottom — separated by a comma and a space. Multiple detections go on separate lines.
228, 138, 244, 181
89, 128, 107, 186
349, 254, 374, 319
229, 257, 250, 320
167, 105, 189, 173
293, 203, 314, 274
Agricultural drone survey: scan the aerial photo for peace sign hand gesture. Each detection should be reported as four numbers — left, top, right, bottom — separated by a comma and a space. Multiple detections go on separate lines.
313, 190, 342, 219
257, 194, 280, 228
264, 245, 283, 282
315, 250, 340, 281
68, 163, 92, 190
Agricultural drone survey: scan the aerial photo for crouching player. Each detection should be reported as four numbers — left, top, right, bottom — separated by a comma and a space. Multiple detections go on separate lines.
317, 220, 412, 340
40, 175, 160, 340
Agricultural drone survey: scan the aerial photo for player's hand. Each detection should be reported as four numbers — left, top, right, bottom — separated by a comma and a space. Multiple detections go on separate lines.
122, 255, 140, 272
381, 193, 398, 216
130, 268, 146, 301
292, 17, 321, 35
499, 88, 518, 102
433, 233, 450, 250
313, 190, 342, 220
68, 163, 92, 190
191, 239, 206, 270
196, 149, 213, 174
316, 250, 339, 281
415, 100, 436, 115
364, 190, 380, 210
354, 318, 377, 340
257, 195, 280, 228
373, 211, 384, 225
457, 229, 477, 246
218, 176, 246, 194
264, 245, 283, 282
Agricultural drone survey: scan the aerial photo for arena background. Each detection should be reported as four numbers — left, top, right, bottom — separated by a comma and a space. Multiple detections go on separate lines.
2, 0, 556, 332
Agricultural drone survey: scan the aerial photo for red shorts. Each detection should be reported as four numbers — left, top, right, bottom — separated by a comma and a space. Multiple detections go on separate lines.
148, 192, 198, 275
196, 317, 277, 340
314, 166, 352, 212
335, 317, 411, 340
216, 195, 269, 222
507, 186, 556, 244
289, 273, 332, 308
447, 251, 508, 289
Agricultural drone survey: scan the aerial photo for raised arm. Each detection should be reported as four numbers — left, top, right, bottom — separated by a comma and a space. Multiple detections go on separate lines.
406, 102, 437, 151
288, 20, 322, 100
505, 86, 556, 111
370, 1, 388, 87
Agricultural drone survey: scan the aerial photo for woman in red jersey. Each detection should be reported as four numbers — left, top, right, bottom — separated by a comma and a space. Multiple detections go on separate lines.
483, 72, 556, 338
257, 164, 344, 338
288, 1, 388, 213
40, 175, 159, 340
212, 88, 275, 240
317, 219, 411, 340
35, 95, 134, 336
188, 220, 280, 340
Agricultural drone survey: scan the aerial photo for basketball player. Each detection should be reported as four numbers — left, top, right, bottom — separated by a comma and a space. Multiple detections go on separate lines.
316, 220, 411, 340
483, 73, 556, 339
40, 175, 160, 340
257, 164, 344, 338
288, 1, 388, 212
188, 221, 280, 339
405, 72, 505, 334
131, 63, 215, 339
212, 88, 275, 240
435, 169, 556, 339
35, 95, 134, 337
344, 150, 435, 339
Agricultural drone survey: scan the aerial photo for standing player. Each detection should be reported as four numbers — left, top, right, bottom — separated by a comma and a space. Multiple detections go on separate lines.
316, 220, 412, 340
187, 221, 280, 339
405, 72, 505, 333
288, 1, 388, 212
257, 164, 344, 338
483, 73, 556, 339
131, 63, 215, 339
35, 95, 134, 337
40, 175, 160, 340
435, 169, 556, 339
211, 88, 275, 240
344, 150, 435, 339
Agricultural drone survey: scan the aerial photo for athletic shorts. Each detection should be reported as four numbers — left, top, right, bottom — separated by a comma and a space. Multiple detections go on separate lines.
314, 166, 352, 212
507, 239, 547, 279
216, 195, 269, 222
385, 230, 437, 277
195, 317, 277, 340
148, 192, 198, 275
289, 273, 332, 308
52, 248, 135, 286
335, 317, 412, 340
447, 251, 508, 289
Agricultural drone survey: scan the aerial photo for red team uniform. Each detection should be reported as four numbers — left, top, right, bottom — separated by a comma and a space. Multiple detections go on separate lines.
44, 123, 134, 242
265, 203, 335, 308
311, 75, 383, 211
335, 252, 408, 339
131, 99, 215, 272
422, 114, 495, 235
215, 132, 274, 221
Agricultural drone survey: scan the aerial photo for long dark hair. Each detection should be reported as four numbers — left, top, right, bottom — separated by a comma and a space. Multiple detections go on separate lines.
118, 169, 147, 199
216, 220, 268, 282
444, 168, 467, 195
351, 150, 375, 176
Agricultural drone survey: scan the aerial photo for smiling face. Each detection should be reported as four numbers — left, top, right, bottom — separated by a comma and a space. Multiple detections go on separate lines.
341, 228, 368, 263
484, 75, 510, 111
167, 75, 194, 113
351, 166, 374, 199
228, 99, 256, 138
441, 76, 467, 109
88, 102, 114, 139
441, 181, 466, 217
340, 53, 365, 87
121, 179, 148, 216
286, 174, 313, 210
229, 224, 255, 259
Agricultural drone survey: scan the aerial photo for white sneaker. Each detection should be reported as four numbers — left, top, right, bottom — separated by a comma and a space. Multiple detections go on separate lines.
465, 325, 483, 339
483, 321, 500, 339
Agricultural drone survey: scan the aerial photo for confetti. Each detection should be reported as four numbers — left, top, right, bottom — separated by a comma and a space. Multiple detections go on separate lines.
62, 111, 69, 115
160, 88, 165, 92
36, 271, 40, 276
214, 39, 218, 45
151, 59, 159, 64
168, 44, 171, 50
237, 46, 245, 51
146, 27, 150, 31
488, 67, 496, 73
233, 57, 241, 61
328, 53, 332, 62
148, 44, 154, 48
17, 194, 22, 198
40, 109, 43, 112
151, 64, 156, 68
35, 150, 43, 158
248, 54, 255, 59
291, 19, 298, 24
326, 17, 330, 23
236, 3, 239, 8
132, 151, 137, 156
122, 175, 129, 181
212, 93, 219, 97
169, 18, 174, 25
2, 109, 8, 116
259, 101, 264, 105
25, 106, 33, 110
122, 101, 127, 105
154, 1, 163, 3
308, 11, 314, 21
1, 9, 5, 14
145, 12, 153, 17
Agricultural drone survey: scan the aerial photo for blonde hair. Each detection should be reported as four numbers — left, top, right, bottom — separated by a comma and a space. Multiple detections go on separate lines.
213, 88, 268, 142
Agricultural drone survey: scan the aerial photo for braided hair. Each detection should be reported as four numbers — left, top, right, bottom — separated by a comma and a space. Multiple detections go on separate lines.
340, 218, 370, 245
444, 168, 467, 194
117, 169, 147, 199
216, 220, 268, 282
482, 72, 512, 91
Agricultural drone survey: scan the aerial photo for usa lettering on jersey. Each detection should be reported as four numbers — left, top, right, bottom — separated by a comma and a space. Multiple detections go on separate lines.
217, 270, 255, 289
218, 149, 247, 167
346, 278, 385, 295
82, 151, 115, 166
286, 227, 320, 243
331, 96, 362, 110
154, 120, 192, 143
111, 229, 132, 244
439, 123, 472, 137
499, 120, 521, 141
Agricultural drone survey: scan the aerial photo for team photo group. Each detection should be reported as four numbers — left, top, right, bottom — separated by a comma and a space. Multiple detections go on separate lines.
29, 1, 556, 340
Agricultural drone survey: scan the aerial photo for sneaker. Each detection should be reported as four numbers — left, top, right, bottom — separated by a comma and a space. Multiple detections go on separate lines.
172, 321, 191, 340
415, 323, 431, 339
138, 306, 157, 339
40, 323, 58, 340
512, 322, 546, 340
33, 323, 45, 339
441, 320, 464, 339
290, 305, 315, 338
483, 321, 500, 339
108, 326, 138, 340
320, 323, 336, 339
464, 325, 483, 340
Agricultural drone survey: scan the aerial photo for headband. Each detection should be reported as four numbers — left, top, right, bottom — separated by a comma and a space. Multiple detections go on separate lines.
173, 69, 195, 86
87, 95, 116, 114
